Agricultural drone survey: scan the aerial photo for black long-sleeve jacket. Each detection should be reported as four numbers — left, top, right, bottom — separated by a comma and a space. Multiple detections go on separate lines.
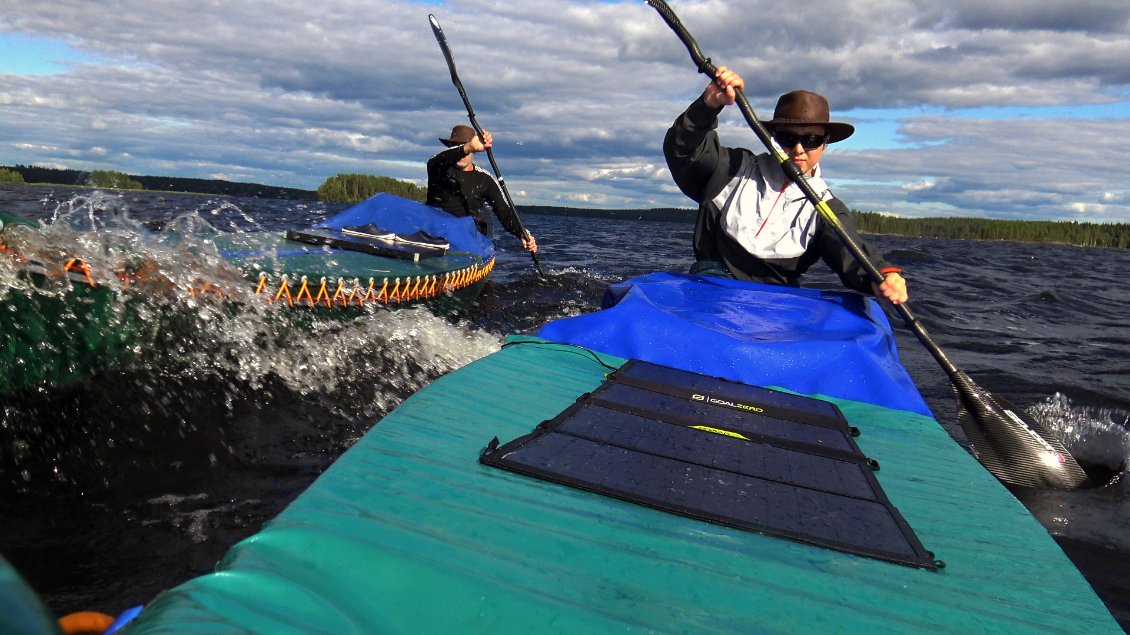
425, 146, 524, 239
664, 97, 894, 293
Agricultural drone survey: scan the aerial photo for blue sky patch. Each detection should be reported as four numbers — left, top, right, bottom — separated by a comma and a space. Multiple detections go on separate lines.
0, 33, 96, 75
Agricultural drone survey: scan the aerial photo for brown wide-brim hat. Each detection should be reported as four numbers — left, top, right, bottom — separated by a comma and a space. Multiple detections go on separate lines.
439, 124, 477, 147
763, 90, 854, 143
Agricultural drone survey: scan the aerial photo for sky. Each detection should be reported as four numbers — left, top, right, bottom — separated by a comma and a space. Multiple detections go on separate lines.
2, 0, 1129, 222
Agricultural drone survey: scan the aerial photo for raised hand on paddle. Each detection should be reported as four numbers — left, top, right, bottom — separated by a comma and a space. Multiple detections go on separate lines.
703, 66, 744, 108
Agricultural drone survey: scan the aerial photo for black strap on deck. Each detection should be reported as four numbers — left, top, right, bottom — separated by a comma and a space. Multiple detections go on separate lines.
480, 360, 939, 571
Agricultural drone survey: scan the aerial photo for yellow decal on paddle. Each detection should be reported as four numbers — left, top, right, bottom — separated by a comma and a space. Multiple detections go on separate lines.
815, 200, 844, 229
690, 425, 749, 440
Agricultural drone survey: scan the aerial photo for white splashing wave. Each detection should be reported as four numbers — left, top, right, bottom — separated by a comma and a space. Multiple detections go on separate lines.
1029, 393, 1130, 474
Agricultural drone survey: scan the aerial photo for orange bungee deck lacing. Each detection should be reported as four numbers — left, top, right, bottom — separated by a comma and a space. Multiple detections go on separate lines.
63, 258, 97, 287
0, 232, 97, 287
255, 256, 495, 308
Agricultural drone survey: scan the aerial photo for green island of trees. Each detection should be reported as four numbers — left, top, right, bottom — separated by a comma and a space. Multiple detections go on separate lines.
316, 173, 426, 204
0, 167, 25, 183
87, 169, 142, 190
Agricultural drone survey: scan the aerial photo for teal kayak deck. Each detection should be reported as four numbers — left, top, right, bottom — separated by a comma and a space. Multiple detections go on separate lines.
127, 337, 1119, 633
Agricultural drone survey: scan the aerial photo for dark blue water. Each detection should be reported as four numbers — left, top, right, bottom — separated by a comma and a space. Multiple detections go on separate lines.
2, 185, 1128, 629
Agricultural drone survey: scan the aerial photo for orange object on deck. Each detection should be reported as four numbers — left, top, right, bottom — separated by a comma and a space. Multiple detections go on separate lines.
58, 611, 115, 634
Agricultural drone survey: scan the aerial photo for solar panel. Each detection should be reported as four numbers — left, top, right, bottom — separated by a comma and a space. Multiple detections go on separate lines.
481, 360, 938, 570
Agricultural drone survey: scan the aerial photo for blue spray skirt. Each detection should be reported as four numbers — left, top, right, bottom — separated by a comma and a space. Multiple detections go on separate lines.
537, 272, 932, 416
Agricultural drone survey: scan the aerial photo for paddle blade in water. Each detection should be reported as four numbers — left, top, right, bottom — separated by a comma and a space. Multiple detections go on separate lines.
951, 371, 1090, 489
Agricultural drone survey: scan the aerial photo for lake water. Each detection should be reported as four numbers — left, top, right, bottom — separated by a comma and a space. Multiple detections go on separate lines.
2, 185, 1128, 630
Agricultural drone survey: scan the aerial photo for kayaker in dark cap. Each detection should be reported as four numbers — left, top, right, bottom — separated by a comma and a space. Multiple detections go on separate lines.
426, 124, 538, 254
664, 66, 907, 304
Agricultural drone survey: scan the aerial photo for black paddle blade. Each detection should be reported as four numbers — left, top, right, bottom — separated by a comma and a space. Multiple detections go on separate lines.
951, 370, 1090, 489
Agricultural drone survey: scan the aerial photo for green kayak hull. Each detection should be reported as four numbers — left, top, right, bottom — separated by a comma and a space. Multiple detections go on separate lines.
0, 268, 144, 394
0, 554, 61, 635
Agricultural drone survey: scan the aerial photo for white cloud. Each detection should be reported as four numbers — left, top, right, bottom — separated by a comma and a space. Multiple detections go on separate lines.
901, 180, 936, 192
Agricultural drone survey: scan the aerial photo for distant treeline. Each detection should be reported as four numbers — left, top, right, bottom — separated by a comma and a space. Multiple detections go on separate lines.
521, 207, 1130, 248
2, 165, 318, 200
854, 211, 1130, 249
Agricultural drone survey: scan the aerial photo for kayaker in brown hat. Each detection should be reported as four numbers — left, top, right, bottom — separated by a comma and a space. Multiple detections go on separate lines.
426, 124, 537, 254
664, 66, 906, 304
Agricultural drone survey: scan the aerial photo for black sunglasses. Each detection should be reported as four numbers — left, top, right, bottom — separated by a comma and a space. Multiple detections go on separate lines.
774, 131, 827, 150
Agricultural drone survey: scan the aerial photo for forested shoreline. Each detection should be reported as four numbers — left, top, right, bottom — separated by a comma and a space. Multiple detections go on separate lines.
2, 165, 318, 201
853, 211, 1130, 249
519, 207, 1130, 249
4, 165, 1127, 248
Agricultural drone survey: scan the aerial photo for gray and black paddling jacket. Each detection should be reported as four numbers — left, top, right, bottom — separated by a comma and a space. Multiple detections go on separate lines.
426, 146, 525, 239
664, 96, 894, 293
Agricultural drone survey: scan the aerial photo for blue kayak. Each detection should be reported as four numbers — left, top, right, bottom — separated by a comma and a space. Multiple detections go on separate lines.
214, 192, 496, 310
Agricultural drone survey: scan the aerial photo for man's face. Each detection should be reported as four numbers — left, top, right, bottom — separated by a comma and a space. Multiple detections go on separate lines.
773, 126, 827, 176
